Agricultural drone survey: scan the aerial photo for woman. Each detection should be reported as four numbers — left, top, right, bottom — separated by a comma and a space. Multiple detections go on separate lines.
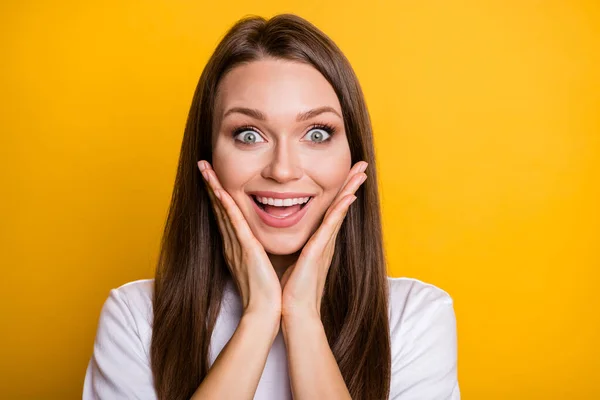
83, 13, 459, 400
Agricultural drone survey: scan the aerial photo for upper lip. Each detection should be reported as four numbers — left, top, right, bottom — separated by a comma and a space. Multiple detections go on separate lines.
247, 191, 316, 199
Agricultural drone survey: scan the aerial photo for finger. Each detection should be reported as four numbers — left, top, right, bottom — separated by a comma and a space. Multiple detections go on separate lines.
198, 162, 231, 230
339, 161, 368, 193
324, 172, 366, 220
205, 171, 247, 246
215, 186, 259, 244
202, 165, 243, 239
311, 194, 357, 252
203, 161, 229, 222
207, 182, 232, 238
335, 172, 366, 207
325, 162, 367, 219
326, 194, 357, 235
199, 162, 258, 244
296, 193, 356, 279
198, 160, 224, 193
199, 161, 236, 246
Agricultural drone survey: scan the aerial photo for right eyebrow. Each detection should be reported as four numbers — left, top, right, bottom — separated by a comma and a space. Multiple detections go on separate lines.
223, 107, 267, 121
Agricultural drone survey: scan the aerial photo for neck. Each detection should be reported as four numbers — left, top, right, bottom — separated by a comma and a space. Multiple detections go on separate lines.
268, 251, 301, 281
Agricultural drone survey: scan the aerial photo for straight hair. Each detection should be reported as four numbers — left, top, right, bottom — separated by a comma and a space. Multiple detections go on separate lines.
151, 13, 391, 399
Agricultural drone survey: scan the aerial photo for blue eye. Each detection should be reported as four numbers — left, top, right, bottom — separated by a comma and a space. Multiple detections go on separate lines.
231, 123, 337, 145
302, 124, 336, 144
233, 127, 266, 144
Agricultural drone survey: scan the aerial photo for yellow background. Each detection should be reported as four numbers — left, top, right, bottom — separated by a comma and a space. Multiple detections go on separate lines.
2, 1, 599, 398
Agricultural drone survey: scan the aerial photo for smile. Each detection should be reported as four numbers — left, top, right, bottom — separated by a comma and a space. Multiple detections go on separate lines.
248, 192, 314, 228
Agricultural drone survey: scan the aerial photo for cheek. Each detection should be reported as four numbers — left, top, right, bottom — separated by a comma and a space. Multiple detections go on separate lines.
211, 143, 264, 222
212, 154, 240, 191
212, 141, 256, 192
304, 148, 352, 201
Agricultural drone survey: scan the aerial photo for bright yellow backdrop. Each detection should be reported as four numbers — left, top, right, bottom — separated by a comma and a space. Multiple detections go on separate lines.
1, 1, 599, 398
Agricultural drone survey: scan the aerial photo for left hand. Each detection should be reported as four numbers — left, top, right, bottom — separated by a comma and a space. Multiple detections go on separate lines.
280, 161, 368, 321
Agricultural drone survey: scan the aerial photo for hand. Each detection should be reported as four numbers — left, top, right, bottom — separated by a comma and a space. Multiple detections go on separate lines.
198, 160, 282, 320
279, 161, 368, 321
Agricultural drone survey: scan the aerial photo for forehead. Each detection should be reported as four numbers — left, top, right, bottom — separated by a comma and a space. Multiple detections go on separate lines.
214, 58, 342, 121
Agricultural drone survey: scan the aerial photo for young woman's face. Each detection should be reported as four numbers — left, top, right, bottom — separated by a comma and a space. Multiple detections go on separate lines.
212, 58, 352, 255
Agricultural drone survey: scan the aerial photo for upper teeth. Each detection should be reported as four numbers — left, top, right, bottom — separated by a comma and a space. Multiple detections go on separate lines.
254, 196, 311, 207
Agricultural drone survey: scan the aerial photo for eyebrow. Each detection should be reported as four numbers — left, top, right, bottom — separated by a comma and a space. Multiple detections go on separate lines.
222, 106, 342, 122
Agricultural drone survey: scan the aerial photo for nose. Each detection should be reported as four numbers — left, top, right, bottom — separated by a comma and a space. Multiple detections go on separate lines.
260, 140, 303, 183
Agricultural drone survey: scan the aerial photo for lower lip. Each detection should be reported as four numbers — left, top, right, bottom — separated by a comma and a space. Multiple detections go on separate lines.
249, 196, 313, 228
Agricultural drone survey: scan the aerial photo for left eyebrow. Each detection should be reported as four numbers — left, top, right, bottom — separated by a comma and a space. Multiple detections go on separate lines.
222, 105, 342, 122
296, 106, 342, 122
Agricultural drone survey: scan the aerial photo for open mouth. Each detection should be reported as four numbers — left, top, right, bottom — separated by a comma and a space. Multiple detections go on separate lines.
251, 195, 313, 213
248, 194, 314, 228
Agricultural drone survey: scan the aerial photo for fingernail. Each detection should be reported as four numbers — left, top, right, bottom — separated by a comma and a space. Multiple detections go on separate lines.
349, 195, 358, 205
359, 174, 367, 185
198, 161, 206, 171
214, 189, 222, 200
359, 162, 368, 173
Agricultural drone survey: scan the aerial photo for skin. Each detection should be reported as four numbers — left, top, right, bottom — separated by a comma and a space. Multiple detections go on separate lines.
210, 57, 354, 278
194, 57, 368, 399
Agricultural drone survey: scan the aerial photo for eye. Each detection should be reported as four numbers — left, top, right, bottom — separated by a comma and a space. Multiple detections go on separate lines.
233, 127, 266, 145
302, 124, 335, 144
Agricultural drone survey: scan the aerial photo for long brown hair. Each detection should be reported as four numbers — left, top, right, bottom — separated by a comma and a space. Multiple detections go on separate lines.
151, 13, 391, 399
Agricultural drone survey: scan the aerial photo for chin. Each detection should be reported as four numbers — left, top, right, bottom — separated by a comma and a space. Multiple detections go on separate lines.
257, 231, 311, 255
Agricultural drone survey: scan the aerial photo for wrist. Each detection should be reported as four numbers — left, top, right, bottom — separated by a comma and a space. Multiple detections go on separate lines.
241, 310, 282, 340
281, 306, 321, 324
281, 312, 323, 340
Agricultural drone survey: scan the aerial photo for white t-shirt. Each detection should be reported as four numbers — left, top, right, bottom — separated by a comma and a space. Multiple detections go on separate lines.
83, 276, 460, 399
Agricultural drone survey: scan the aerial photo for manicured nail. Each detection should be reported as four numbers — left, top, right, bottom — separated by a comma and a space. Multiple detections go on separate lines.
349, 195, 358, 205
214, 189, 222, 200
359, 162, 368, 173
198, 161, 205, 171
359, 174, 367, 185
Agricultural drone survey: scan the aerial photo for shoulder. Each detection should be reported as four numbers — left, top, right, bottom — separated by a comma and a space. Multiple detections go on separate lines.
91, 278, 155, 359
106, 278, 155, 333
83, 278, 157, 399
111, 278, 154, 310
386, 276, 460, 399
91, 278, 155, 349
386, 276, 454, 331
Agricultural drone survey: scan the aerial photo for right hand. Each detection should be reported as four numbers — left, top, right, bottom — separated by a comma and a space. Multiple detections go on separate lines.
197, 160, 282, 320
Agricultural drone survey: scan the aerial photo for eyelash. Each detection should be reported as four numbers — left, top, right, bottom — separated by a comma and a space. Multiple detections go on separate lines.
231, 123, 337, 146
